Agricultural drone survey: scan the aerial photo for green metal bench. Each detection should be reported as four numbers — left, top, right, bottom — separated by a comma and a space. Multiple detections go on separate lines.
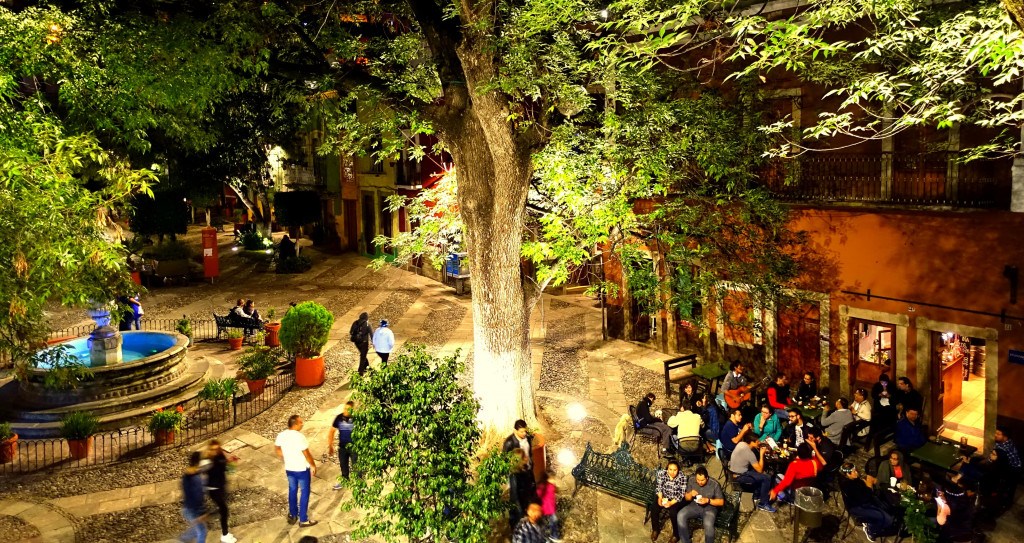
686, 490, 741, 543
571, 442, 656, 522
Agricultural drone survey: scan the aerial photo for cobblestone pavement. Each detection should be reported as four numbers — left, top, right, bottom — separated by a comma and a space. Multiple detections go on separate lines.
7, 227, 1024, 543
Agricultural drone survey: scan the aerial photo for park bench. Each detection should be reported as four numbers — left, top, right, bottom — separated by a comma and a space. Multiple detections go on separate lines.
663, 353, 699, 396
571, 442, 656, 522
213, 313, 263, 338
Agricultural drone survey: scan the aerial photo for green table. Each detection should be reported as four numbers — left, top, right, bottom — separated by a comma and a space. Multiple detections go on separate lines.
911, 441, 961, 472
797, 405, 823, 421
690, 362, 729, 395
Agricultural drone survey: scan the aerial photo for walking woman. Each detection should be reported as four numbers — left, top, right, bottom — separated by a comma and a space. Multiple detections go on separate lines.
206, 439, 238, 543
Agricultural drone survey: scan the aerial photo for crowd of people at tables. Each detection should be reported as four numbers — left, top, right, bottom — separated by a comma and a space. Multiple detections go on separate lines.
634, 361, 1022, 543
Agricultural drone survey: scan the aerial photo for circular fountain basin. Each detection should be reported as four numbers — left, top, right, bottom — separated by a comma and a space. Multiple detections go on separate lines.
20, 331, 190, 407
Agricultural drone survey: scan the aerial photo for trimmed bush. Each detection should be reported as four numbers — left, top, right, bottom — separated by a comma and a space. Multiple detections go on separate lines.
278, 302, 334, 358
59, 411, 99, 440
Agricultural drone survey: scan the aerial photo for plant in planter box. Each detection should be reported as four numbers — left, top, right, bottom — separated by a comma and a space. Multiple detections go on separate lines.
238, 345, 279, 396
148, 406, 185, 445
226, 328, 244, 350
279, 301, 334, 387
175, 316, 193, 345
60, 411, 99, 460
0, 422, 17, 464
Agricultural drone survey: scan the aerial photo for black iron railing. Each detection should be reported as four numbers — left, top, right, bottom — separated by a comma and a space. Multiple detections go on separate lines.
763, 153, 1012, 209
1, 373, 294, 473
48, 318, 221, 342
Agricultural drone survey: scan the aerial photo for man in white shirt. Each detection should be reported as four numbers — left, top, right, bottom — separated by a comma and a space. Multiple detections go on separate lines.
667, 400, 703, 452
274, 415, 318, 527
371, 319, 395, 364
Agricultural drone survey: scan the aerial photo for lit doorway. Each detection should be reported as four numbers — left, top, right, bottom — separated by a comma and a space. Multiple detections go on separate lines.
850, 319, 896, 390
933, 332, 987, 448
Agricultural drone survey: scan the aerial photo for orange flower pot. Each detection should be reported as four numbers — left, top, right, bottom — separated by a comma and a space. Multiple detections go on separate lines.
67, 436, 93, 460
264, 323, 281, 347
0, 434, 17, 464
154, 429, 176, 446
246, 378, 267, 396
295, 356, 325, 387
228, 337, 244, 350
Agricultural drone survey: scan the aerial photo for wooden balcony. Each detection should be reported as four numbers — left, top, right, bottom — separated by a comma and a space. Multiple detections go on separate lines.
762, 153, 1012, 209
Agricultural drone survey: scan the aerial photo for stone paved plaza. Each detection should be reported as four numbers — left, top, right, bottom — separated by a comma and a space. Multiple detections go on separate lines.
2, 228, 1024, 543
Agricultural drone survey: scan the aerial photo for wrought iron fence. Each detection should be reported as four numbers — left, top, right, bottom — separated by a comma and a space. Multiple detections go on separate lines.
763, 153, 1011, 209
1, 373, 294, 474
48, 317, 221, 342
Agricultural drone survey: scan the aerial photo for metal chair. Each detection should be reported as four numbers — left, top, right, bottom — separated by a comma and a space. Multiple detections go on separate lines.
628, 405, 662, 453
672, 436, 707, 467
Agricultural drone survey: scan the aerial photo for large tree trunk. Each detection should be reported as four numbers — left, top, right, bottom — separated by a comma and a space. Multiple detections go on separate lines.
438, 104, 537, 433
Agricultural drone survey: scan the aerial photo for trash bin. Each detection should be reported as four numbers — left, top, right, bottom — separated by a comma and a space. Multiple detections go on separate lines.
795, 487, 824, 529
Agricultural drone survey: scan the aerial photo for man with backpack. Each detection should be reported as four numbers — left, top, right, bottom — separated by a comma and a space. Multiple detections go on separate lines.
328, 400, 356, 490
349, 312, 372, 375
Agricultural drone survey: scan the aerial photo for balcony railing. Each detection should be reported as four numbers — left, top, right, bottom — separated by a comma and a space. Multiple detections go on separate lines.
763, 153, 1012, 209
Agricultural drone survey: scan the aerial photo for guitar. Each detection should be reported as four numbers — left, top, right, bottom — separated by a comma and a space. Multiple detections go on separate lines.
724, 376, 771, 409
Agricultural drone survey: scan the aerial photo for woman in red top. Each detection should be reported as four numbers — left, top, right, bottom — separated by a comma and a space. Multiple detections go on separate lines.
770, 434, 827, 501
767, 374, 794, 420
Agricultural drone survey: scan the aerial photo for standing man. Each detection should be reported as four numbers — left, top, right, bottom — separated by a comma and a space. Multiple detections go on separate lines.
274, 415, 318, 527
503, 420, 536, 528
349, 313, 373, 375
729, 433, 777, 513
894, 377, 923, 415
371, 319, 395, 365
677, 466, 725, 543
328, 401, 356, 490
651, 460, 688, 542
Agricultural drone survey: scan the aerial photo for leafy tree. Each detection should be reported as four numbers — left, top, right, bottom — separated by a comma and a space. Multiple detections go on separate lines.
345, 345, 511, 543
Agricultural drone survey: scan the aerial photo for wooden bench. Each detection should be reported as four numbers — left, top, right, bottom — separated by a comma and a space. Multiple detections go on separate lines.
664, 354, 699, 396
213, 313, 263, 338
687, 490, 741, 543
571, 442, 656, 521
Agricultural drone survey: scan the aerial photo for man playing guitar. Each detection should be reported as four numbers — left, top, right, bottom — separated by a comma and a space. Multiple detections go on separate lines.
722, 361, 752, 409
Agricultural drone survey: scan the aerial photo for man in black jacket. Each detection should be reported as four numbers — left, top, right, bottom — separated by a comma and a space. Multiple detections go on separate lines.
838, 462, 895, 541
636, 393, 673, 452
349, 312, 373, 375
503, 420, 535, 529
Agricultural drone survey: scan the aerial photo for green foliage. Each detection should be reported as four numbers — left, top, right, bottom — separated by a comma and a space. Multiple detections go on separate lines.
278, 302, 334, 358
175, 316, 192, 338
620, 246, 661, 317
0, 422, 13, 441
144, 241, 193, 261
225, 329, 244, 340
31, 345, 94, 390
59, 411, 99, 440
901, 489, 938, 543
197, 377, 237, 402
147, 406, 185, 433
276, 255, 312, 274
239, 229, 273, 251
345, 345, 512, 543
237, 345, 279, 380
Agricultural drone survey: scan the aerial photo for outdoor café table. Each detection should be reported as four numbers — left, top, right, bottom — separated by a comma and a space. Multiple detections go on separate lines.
911, 441, 962, 472
763, 447, 795, 477
796, 404, 824, 423
691, 362, 729, 394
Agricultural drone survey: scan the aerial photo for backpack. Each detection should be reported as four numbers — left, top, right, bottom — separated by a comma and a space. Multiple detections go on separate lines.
350, 319, 370, 344
335, 415, 354, 444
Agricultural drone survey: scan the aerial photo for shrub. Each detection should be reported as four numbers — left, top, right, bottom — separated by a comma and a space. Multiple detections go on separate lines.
198, 378, 237, 401
345, 345, 511, 542
278, 302, 334, 358
32, 346, 93, 391
239, 229, 273, 251
226, 329, 244, 340
175, 316, 192, 338
0, 422, 13, 441
276, 255, 312, 274
60, 411, 99, 440
238, 346, 279, 380
147, 406, 185, 432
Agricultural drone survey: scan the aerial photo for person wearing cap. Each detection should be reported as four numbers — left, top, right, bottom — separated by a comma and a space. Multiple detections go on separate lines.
371, 319, 395, 364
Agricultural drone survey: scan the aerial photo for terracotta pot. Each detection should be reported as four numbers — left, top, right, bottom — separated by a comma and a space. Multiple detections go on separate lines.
264, 323, 281, 347
130, 271, 142, 285
227, 337, 244, 350
67, 436, 93, 460
246, 378, 267, 396
295, 355, 325, 387
154, 429, 176, 446
0, 434, 17, 464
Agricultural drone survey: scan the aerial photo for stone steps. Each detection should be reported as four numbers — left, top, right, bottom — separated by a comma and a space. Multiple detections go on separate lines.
10, 359, 214, 438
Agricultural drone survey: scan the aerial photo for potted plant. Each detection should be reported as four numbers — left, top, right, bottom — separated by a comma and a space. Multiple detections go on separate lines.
237, 345, 279, 396
175, 315, 193, 347
148, 405, 185, 445
60, 411, 99, 460
279, 301, 334, 387
0, 422, 17, 464
264, 308, 281, 347
197, 377, 238, 403
226, 328, 244, 350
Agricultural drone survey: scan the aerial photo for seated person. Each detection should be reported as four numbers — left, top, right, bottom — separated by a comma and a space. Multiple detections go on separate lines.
957, 448, 1011, 517
243, 299, 263, 323
806, 427, 836, 468
770, 435, 827, 502
719, 408, 752, 461
719, 361, 750, 409
678, 466, 725, 543
695, 394, 723, 454
728, 433, 777, 512
794, 372, 818, 404
679, 381, 698, 409
650, 460, 688, 543
875, 450, 914, 492
635, 392, 673, 452
279, 235, 297, 259
667, 401, 703, 452
752, 404, 783, 443
766, 373, 794, 420
231, 298, 246, 318
838, 462, 896, 541
820, 397, 855, 443
781, 407, 816, 447
937, 480, 975, 543
849, 388, 873, 439
893, 408, 927, 452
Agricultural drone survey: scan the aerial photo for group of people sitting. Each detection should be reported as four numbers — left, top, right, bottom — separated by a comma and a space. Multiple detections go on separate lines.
230, 298, 264, 324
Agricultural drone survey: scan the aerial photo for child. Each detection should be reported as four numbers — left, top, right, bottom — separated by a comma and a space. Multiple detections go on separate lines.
535, 471, 562, 542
